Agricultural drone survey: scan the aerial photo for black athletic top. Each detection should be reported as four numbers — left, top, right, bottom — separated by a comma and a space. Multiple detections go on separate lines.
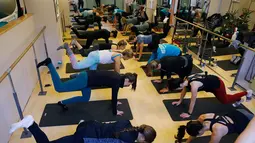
187, 75, 220, 92
204, 110, 251, 134
86, 71, 125, 115
81, 29, 110, 42
74, 120, 138, 143
94, 43, 118, 50
160, 55, 193, 79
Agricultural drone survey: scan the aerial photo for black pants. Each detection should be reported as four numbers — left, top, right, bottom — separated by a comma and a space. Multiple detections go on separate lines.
28, 122, 75, 143
95, 0, 101, 7
78, 43, 112, 57
78, 1, 84, 9
74, 16, 102, 31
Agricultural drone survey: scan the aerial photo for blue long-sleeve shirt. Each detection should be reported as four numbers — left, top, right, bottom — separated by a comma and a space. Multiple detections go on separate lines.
148, 44, 181, 63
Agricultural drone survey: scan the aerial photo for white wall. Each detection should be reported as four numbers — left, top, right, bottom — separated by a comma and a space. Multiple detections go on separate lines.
24, 0, 63, 66
59, 0, 71, 26
0, 15, 40, 143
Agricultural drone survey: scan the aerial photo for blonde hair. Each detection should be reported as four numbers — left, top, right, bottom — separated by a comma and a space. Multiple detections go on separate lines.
122, 49, 134, 59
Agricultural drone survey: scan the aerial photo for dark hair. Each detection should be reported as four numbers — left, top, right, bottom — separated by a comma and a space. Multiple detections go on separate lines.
115, 125, 156, 143
111, 30, 118, 38
129, 35, 136, 41
168, 78, 183, 90
131, 26, 138, 35
124, 73, 138, 90
145, 60, 160, 76
103, 16, 108, 22
175, 121, 203, 143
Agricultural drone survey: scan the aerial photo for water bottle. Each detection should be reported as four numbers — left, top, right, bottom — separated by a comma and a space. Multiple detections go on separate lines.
58, 60, 62, 65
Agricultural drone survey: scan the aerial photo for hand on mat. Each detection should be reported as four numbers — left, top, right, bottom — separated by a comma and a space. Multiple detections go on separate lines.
180, 113, 190, 119
117, 101, 122, 106
135, 58, 140, 61
160, 87, 169, 93
153, 79, 162, 83
117, 110, 124, 116
172, 101, 181, 106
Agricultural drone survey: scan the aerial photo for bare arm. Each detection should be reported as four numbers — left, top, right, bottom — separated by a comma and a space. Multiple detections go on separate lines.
235, 117, 255, 143
186, 136, 195, 143
209, 124, 228, 143
179, 87, 187, 103
188, 83, 199, 114
114, 56, 121, 73
137, 43, 144, 60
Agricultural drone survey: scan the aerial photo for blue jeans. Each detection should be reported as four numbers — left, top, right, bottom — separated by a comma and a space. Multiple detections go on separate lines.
47, 63, 91, 104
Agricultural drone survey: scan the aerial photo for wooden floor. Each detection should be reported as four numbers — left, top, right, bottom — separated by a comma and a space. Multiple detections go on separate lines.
9, 21, 255, 143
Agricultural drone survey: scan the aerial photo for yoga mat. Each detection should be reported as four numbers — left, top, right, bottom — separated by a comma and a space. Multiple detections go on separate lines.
163, 97, 251, 121
135, 54, 151, 62
39, 99, 133, 127
121, 32, 131, 36
181, 134, 238, 143
131, 46, 151, 52
60, 77, 108, 90
188, 45, 239, 57
151, 79, 182, 94
217, 60, 239, 71
65, 62, 125, 73
176, 30, 192, 35
143, 65, 203, 77
175, 37, 198, 43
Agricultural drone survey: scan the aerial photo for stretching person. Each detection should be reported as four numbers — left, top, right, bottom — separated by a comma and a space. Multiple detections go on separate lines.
71, 39, 128, 57
71, 28, 118, 49
147, 55, 193, 93
147, 43, 181, 63
175, 109, 253, 143
73, 15, 102, 31
171, 73, 253, 119
10, 116, 156, 143
129, 22, 171, 60
58, 43, 133, 73
37, 58, 137, 115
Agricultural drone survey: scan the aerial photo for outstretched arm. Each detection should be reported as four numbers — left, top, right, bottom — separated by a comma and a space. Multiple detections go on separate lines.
114, 56, 121, 73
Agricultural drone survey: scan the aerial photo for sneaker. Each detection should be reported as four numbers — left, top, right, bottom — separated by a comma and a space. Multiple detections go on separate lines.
70, 39, 76, 46
9, 115, 34, 134
246, 90, 253, 101
230, 55, 237, 63
232, 98, 244, 107
58, 101, 68, 111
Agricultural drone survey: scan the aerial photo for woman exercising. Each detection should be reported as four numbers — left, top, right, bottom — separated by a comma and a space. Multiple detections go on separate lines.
147, 43, 181, 64
71, 28, 118, 49
37, 58, 137, 115
175, 109, 253, 143
73, 14, 102, 31
58, 43, 133, 73
70, 39, 128, 57
171, 73, 253, 118
147, 55, 193, 93
10, 116, 156, 143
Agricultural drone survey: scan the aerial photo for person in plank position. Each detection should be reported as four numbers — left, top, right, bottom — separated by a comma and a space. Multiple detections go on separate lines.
175, 109, 253, 143
10, 115, 156, 143
37, 58, 137, 116
70, 39, 128, 57
171, 73, 253, 118
147, 55, 193, 93
71, 28, 118, 49
58, 43, 133, 73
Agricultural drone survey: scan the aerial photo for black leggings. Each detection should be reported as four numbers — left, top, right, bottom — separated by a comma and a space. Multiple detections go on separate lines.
78, 1, 84, 9
28, 122, 75, 143
95, 0, 101, 7
78, 43, 113, 57
74, 16, 101, 31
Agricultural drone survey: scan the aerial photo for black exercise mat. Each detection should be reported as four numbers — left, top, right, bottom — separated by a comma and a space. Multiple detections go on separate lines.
176, 30, 192, 35
181, 134, 238, 143
217, 60, 239, 71
60, 78, 108, 90
163, 97, 251, 121
121, 32, 131, 36
135, 54, 151, 62
65, 62, 125, 73
151, 79, 182, 94
131, 46, 151, 52
142, 65, 203, 77
175, 37, 198, 43
39, 99, 133, 127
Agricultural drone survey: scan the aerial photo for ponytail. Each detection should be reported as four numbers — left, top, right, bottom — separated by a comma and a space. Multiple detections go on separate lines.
124, 73, 138, 91
175, 125, 186, 143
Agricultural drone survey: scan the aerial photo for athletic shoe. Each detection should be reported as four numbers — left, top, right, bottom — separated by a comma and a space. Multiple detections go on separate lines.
246, 90, 253, 101
230, 55, 237, 63
58, 101, 69, 111
232, 98, 244, 107
9, 115, 34, 134
163, 17, 169, 23
70, 39, 76, 46
37, 58, 52, 68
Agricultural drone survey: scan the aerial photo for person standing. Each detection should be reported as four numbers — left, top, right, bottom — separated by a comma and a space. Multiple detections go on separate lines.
95, 0, 101, 7
78, 0, 84, 9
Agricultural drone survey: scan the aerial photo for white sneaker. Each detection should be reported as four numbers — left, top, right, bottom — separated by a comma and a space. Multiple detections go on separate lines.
163, 17, 169, 23
79, 120, 84, 124
246, 90, 253, 102
70, 39, 76, 46
232, 98, 244, 107
233, 56, 241, 64
9, 115, 34, 134
230, 55, 237, 63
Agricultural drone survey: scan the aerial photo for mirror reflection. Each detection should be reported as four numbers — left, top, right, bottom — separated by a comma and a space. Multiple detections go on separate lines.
0, 0, 17, 19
